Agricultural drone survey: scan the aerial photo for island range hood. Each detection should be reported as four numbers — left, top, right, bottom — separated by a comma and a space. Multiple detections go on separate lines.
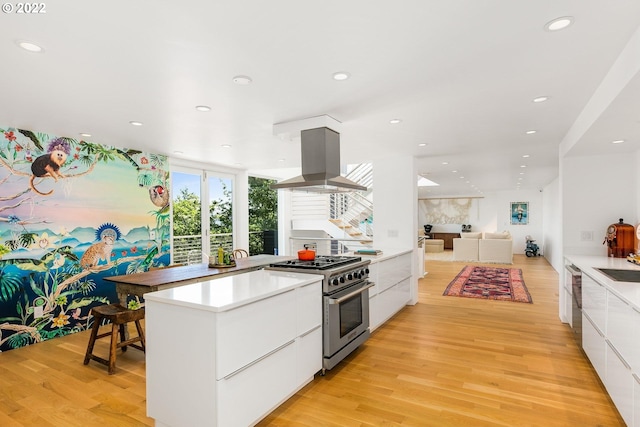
270, 126, 367, 193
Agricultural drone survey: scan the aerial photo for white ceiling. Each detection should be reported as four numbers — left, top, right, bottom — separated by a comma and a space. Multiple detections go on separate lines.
2, 1, 640, 197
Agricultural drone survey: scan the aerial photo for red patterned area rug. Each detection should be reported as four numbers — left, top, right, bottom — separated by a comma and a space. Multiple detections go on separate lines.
443, 265, 533, 303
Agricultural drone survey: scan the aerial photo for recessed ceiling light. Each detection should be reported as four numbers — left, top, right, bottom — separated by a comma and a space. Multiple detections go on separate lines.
611, 139, 625, 144
418, 143, 427, 147
522, 154, 530, 158
332, 71, 350, 81
533, 96, 549, 103
79, 133, 92, 137
129, 121, 143, 126
441, 162, 449, 165
459, 176, 464, 179
174, 150, 184, 155
520, 172, 525, 175
221, 144, 232, 148
195, 105, 211, 112
545, 16, 574, 32
520, 165, 527, 168
526, 130, 537, 135
389, 119, 402, 124
278, 158, 285, 162
232, 75, 252, 85
17, 40, 44, 53
451, 170, 457, 173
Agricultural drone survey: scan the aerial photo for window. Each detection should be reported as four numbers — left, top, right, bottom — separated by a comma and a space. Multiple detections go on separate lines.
171, 168, 234, 264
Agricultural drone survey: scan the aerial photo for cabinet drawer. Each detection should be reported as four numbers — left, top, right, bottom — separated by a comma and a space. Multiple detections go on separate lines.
582, 312, 606, 380
296, 281, 322, 336
376, 279, 410, 325
582, 274, 607, 333
605, 341, 633, 426
378, 253, 411, 293
216, 289, 297, 379
217, 339, 297, 427
297, 326, 322, 383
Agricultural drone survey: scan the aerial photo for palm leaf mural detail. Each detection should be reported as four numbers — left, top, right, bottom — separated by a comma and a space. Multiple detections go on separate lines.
0, 270, 22, 302
17, 129, 43, 150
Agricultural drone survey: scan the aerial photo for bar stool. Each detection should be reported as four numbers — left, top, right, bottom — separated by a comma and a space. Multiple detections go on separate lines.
83, 303, 146, 374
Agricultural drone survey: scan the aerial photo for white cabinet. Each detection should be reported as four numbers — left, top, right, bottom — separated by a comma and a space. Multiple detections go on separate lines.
605, 340, 633, 425
582, 312, 606, 380
145, 271, 322, 427
370, 252, 412, 330
582, 274, 607, 333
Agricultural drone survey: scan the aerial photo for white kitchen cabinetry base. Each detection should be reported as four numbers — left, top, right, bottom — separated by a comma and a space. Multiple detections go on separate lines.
145, 271, 322, 427
368, 251, 412, 331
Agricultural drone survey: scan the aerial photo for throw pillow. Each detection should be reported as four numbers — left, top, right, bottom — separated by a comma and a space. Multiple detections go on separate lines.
484, 232, 509, 239
461, 232, 482, 239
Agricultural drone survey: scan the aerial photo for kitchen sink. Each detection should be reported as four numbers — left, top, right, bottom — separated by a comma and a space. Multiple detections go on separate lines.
595, 268, 640, 282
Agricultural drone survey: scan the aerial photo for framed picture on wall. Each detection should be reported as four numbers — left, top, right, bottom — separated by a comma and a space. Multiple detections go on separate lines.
510, 202, 529, 225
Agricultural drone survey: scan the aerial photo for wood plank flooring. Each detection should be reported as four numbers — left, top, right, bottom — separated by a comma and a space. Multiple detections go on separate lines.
0, 254, 625, 426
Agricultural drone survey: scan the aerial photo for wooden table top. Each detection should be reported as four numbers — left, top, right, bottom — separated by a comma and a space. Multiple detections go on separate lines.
103, 254, 294, 289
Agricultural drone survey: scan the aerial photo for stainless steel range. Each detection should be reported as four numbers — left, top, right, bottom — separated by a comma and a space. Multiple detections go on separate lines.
267, 255, 372, 373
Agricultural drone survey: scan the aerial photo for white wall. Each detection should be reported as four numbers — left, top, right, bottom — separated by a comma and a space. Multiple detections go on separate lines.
562, 153, 636, 256
373, 155, 419, 304
542, 177, 562, 272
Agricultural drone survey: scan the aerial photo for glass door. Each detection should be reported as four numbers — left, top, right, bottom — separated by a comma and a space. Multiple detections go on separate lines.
171, 168, 235, 264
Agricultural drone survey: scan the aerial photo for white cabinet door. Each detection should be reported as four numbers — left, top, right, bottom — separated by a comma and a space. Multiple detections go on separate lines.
582, 274, 607, 333
605, 341, 633, 426
583, 312, 606, 380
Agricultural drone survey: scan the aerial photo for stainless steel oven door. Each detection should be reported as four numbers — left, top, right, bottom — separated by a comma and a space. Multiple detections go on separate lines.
323, 280, 373, 358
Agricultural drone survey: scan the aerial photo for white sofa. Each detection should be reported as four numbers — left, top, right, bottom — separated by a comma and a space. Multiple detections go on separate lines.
453, 232, 481, 261
453, 231, 513, 263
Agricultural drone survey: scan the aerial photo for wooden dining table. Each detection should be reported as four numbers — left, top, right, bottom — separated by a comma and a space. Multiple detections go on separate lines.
103, 254, 294, 306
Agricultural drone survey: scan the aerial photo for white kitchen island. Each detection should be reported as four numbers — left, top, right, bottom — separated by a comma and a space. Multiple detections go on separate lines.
144, 269, 324, 427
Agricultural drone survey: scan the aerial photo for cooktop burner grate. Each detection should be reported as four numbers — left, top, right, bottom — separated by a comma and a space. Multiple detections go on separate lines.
271, 255, 361, 270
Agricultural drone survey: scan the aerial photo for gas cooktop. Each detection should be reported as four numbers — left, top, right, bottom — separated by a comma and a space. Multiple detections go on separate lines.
270, 255, 361, 270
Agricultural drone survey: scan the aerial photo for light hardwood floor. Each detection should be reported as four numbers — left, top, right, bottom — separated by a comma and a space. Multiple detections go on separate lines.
0, 254, 625, 426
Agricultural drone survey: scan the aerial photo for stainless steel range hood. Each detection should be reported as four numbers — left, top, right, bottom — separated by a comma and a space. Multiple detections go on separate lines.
271, 127, 367, 193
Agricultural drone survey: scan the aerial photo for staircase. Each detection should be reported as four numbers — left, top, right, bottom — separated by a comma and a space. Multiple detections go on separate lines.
289, 163, 374, 254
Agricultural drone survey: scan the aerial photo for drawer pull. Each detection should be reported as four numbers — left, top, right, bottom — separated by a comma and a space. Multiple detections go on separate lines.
300, 325, 321, 338
223, 339, 295, 380
606, 340, 631, 370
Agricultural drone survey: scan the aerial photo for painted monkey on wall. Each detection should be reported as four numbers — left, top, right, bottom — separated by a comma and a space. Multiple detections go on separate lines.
29, 138, 70, 196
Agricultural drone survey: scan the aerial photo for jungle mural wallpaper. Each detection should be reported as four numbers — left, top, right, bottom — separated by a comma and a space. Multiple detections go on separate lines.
0, 126, 171, 352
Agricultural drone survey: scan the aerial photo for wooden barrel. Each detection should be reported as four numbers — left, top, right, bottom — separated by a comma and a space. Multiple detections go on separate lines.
605, 218, 635, 258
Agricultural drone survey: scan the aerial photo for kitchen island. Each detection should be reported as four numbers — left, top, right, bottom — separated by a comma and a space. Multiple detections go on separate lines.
144, 269, 324, 427
104, 254, 293, 306
564, 255, 640, 426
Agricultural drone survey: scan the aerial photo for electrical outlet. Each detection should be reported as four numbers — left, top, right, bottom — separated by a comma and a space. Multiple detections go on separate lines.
580, 231, 593, 241
149, 230, 156, 240
34, 305, 44, 318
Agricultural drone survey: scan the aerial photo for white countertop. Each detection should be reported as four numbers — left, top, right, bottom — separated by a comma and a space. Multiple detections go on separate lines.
348, 248, 413, 263
565, 254, 640, 309
143, 269, 324, 312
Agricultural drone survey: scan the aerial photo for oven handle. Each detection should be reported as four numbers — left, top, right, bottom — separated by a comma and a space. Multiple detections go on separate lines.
329, 282, 374, 304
